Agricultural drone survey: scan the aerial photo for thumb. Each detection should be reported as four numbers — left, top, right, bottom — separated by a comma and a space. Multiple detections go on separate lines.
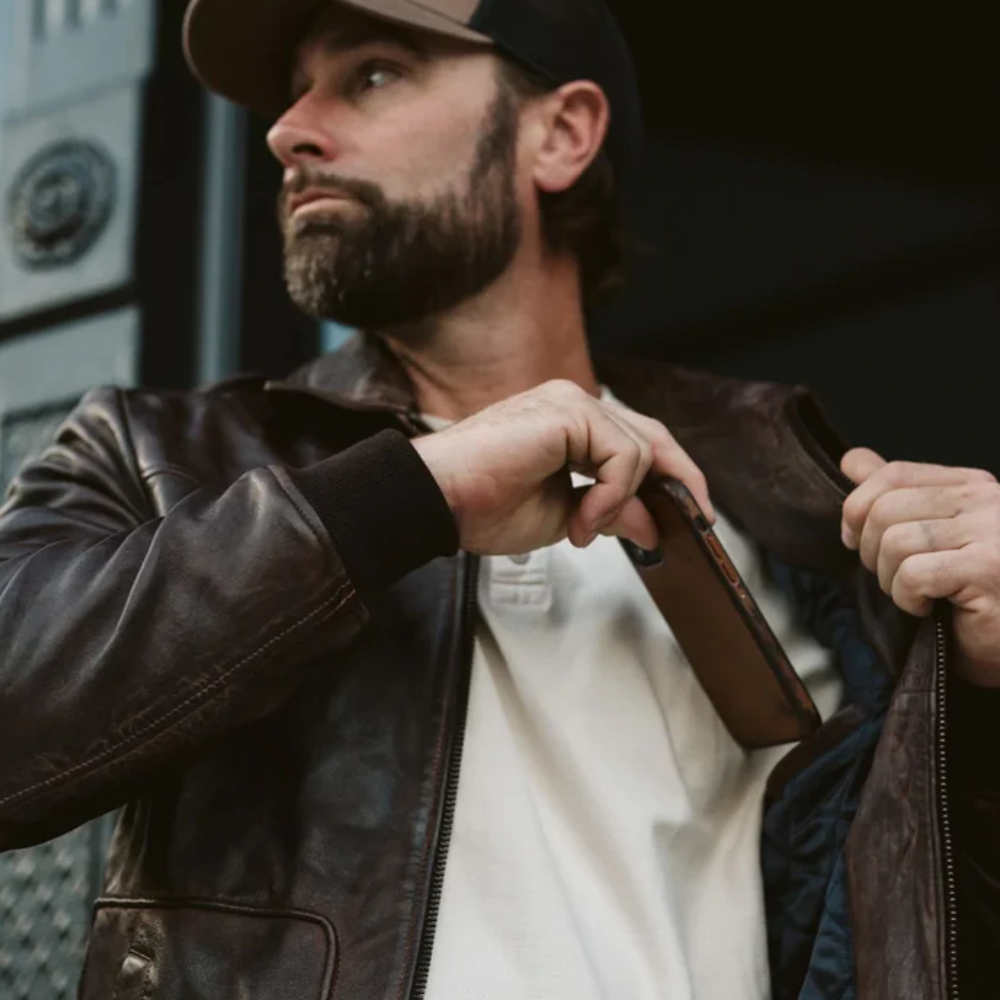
841, 447, 887, 485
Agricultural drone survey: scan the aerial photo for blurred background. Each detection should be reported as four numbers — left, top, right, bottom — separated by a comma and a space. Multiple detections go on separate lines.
0, 0, 996, 996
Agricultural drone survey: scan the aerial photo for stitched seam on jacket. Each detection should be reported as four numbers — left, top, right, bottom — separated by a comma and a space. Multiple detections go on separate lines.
0, 581, 355, 811
139, 465, 202, 485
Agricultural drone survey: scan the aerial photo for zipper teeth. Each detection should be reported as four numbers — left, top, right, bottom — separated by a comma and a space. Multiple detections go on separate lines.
935, 612, 959, 1000
410, 553, 479, 1000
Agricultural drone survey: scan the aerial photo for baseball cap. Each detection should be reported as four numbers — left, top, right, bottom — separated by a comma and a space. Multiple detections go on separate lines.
183, 0, 643, 177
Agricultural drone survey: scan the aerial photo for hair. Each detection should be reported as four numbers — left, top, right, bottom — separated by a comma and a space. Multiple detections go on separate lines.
495, 57, 625, 305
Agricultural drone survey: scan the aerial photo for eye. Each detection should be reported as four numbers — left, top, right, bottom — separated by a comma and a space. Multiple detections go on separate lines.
353, 60, 403, 95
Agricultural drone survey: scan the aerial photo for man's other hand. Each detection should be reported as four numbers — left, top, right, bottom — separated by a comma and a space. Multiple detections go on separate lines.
841, 447, 1000, 687
411, 379, 713, 558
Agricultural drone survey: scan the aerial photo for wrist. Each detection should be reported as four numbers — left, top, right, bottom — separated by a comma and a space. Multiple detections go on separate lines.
289, 430, 459, 598
412, 435, 459, 515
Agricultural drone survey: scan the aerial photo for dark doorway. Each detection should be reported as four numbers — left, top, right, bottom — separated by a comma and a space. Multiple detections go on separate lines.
596, 2, 998, 472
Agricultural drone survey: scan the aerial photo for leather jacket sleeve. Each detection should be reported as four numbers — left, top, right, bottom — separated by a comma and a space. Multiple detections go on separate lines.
0, 387, 456, 851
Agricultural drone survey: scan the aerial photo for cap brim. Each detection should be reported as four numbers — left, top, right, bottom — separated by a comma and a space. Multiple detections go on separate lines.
183, 0, 491, 115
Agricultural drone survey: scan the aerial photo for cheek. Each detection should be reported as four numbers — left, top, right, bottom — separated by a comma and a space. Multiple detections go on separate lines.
359, 108, 487, 199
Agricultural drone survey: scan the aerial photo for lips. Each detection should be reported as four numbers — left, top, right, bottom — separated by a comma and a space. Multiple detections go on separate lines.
286, 189, 350, 215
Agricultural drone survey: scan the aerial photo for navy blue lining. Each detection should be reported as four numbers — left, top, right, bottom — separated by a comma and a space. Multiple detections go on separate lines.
761, 557, 894, 999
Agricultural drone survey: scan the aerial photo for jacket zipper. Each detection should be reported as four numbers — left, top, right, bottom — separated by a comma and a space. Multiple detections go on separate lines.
410, 552, 480, 1000
265, 387, 481, 996
274, 381, 959, 996
789, 394, 960, 996
935, 610, 959, 1000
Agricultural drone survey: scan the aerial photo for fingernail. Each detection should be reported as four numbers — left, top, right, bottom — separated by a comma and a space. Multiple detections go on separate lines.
841, 525, 857, 549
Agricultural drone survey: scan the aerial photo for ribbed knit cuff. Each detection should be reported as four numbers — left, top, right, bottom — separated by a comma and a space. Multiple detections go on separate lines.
288, 429, 459, 601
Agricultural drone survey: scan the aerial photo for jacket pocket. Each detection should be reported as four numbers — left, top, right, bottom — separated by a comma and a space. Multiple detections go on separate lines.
113, 946, 153, 1000
80, 898, 337, 1000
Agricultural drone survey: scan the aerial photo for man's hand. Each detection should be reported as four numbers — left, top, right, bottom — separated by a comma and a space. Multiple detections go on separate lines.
411, 379, 713, 557
841, 448, 1000, 687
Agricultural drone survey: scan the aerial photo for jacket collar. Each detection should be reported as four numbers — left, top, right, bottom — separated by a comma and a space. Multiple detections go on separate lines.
267, 333, 416, 415
269, 334, 854, 576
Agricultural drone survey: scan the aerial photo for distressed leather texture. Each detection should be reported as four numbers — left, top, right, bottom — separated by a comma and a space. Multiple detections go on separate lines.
0, 333, 996, 998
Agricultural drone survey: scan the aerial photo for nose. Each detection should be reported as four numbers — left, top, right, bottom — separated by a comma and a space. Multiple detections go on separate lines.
266, 96, 339, 170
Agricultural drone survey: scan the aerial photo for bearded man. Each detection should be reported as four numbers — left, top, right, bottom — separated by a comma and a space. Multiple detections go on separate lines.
1, 0, 999, 997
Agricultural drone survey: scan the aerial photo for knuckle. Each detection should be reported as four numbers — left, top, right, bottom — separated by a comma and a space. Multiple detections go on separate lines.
881, 522, 910, 558
896, 557, 923, 590
543, 379, 584, 400
957, 483, 978, 507
970, 467, 998, 485
966, 481, 1000, 509
983, 481, 1000, 508
657, 424, 683, 450
883, 461, 912, 486
650, 419, 675, 442
841, 492, 865, 523
867, 494, 892, 531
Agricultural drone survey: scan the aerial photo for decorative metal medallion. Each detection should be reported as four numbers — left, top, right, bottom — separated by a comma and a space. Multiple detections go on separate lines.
6, 140, 116, 270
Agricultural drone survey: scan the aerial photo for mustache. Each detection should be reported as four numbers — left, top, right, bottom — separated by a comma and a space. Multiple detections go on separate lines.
278, 168, 383, 220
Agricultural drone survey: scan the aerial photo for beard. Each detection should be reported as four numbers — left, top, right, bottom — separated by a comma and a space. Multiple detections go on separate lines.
279, 88, 523, 331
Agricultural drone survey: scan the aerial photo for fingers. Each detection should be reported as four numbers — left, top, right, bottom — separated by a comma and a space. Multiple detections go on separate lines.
602, 399, 715, 521
603, 407, 658, 515
840, 447, 887, 484
539, 382, 711, 550
842, 461, 995, 547
559, 393, 653, 547
888, 549, 973, 618
844, 469, 1000, 625
599, 496, 661, 551
874, 517, 971, 595
856, 485, 976, 568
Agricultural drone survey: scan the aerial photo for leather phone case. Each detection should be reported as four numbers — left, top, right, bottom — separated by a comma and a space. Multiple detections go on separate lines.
623, 478, 822, 749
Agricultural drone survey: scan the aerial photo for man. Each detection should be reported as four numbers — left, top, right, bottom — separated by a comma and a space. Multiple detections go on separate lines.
0, 0, 998, 996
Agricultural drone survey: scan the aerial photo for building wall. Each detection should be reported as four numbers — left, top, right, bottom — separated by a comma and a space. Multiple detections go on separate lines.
0, 3, 196, 996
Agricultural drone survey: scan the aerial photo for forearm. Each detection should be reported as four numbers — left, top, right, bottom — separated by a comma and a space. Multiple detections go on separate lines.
0, 398, 457, 850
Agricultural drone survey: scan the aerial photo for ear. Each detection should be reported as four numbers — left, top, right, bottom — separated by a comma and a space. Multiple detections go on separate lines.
530, 81, 610, 194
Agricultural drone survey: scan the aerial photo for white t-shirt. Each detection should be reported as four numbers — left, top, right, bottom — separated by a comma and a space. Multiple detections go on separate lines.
419, 394, 843, 1000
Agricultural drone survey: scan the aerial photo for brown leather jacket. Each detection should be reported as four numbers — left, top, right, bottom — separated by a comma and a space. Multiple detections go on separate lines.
0, 335, 996, 999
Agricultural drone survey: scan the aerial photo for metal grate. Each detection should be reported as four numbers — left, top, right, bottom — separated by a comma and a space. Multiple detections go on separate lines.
0, 394, 116, 998
0, 826, 104, 1000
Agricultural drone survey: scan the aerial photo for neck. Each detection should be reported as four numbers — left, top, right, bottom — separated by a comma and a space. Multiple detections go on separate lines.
377, 246, 600, 422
